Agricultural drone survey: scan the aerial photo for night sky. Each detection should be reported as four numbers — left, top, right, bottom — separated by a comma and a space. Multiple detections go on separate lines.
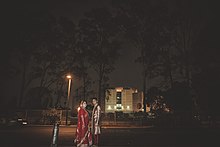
46, 0, 144, 90
3, 0, 144, 90
1, 0, 220, 110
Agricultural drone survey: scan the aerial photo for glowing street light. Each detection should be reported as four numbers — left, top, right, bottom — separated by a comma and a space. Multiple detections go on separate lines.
65, 74, 72, 125
66, 75, 71, 79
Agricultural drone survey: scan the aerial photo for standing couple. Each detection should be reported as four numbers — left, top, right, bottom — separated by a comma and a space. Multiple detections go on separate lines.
74, 98, 101, 147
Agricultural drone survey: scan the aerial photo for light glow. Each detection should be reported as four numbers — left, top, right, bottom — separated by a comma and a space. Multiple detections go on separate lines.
107, 105, 112, 110
66, 75, 72, 79
116, 87, 123, 92
22, 122, 28, 125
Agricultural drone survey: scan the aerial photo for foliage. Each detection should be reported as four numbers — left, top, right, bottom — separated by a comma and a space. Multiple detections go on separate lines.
24, 87, 52, 109
112, 0, 174, 112
5, 9, 78, 108
42, 108, 62, 124
78, 8, 121, 104
163, 81, 192, 112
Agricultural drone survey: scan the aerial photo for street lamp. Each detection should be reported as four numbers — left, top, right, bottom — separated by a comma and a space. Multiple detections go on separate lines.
65, 74, 72, 125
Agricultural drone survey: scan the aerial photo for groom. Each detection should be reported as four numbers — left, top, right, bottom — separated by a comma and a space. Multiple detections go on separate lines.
91, 97, 101, 147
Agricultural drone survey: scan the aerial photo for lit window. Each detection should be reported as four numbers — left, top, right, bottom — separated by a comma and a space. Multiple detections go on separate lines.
116, 104, 122, 110
127, 106, 130, 109
107, 105, 112, 110
116, 92, 122, 104
116, 104, 121, 107
116, 87, 123, 92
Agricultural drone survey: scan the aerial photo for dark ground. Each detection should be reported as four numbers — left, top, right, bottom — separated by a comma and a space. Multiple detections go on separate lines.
0, 125, 219, 147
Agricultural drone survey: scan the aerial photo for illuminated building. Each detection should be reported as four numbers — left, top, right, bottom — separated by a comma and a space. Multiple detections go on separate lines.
105, 87, 144, 113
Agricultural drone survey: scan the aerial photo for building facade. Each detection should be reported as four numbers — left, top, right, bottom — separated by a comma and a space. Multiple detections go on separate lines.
105, 87, 143, 113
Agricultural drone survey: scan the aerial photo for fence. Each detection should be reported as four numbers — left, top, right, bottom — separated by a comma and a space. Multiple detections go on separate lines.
11, 109, 76, 125
6, 109, 219, 127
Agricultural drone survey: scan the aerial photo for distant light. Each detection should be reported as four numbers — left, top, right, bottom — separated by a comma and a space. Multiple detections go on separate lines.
127, 106, 130, 110
146, 106, 150, 112
66, 75, 72, 79
17, 118, 23, 121
116, 87, 123, 92
107, 105, 112, 110
116, 104, 122, 107
22, 122, 28, 125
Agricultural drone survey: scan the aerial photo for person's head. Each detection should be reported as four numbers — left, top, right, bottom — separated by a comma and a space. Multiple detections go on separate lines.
80, 100, 87, 108
92, 97, 98, 106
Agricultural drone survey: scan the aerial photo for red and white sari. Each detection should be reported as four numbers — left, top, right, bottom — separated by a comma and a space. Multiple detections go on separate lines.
75, 107, 92, 147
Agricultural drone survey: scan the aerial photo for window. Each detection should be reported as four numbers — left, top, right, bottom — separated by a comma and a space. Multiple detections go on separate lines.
116, 92, 122, 104
116, 92, 122, 109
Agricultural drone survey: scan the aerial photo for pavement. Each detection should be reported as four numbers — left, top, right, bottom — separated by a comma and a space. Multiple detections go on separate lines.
1, 124, 220, 147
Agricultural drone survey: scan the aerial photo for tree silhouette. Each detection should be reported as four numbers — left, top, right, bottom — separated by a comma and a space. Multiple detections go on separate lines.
69, 27, 94, 101
6, 9, 78, 108
113, 0, 173, 112
78, 8, 121, 109
170, 0, 207, 88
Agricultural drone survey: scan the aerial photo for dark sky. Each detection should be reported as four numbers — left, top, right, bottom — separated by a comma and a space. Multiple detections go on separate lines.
3, 0, 220, 92
47, 0, 144, 90
45, 0, 220, 91
49, 0, 111, 22
2, 0, 144, 91
1, 0, 220, 110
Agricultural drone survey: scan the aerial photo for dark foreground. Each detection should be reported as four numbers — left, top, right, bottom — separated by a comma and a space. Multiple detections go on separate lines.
0, 125, 219, 147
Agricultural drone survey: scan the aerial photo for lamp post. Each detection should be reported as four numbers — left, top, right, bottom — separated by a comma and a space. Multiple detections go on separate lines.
65, 75, 72, 125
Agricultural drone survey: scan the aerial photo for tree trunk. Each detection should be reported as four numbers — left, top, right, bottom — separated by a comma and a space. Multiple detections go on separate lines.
83, 75, 86, 100
98, 64, 104, 111
55, 83, 64, 107
18, 63, 27, 108
166, 50, 174, 88
143, 71, 147, 113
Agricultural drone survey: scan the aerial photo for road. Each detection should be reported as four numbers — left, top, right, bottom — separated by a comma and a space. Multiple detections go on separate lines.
0, 125, 219, 147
